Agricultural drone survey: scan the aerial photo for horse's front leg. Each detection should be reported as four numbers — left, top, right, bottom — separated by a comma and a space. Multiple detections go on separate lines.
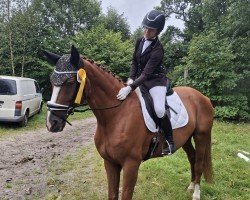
121, 159, 140, 200
104, 159, 122, 200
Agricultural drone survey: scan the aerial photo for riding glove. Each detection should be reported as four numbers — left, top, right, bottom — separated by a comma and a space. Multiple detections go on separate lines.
126, 78, 134, 85
117, 86, 132, 100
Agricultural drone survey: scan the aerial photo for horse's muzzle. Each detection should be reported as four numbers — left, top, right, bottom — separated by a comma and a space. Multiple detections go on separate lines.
46, 112, 66, 132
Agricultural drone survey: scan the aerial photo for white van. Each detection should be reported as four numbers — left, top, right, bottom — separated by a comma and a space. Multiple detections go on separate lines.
0, 76, 43, 126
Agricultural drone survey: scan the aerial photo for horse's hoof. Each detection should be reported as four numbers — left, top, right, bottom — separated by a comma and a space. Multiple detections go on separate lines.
187, 188, 194, 193
187, 182, 195, 193
192, 192, 200, 200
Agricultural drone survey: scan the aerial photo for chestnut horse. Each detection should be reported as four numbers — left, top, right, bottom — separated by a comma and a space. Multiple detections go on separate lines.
44, 46, 214, 200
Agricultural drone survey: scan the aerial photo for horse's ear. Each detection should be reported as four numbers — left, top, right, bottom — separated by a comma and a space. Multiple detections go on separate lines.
42, 50, 61, 65
70, 45, 81, 69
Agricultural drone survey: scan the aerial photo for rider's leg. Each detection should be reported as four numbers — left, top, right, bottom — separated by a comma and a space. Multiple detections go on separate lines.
159, 111, 175, 155
149, 86, 166, 118
149, 86, 175, 155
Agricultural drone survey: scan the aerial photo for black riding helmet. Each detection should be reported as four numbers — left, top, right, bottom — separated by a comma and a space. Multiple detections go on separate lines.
142, 10, 165, 32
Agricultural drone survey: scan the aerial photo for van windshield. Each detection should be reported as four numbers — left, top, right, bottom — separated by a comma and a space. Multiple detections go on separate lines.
0, 79, 17, 95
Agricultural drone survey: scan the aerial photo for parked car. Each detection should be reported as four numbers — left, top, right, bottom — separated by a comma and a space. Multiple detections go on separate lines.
0, 76, 43, 126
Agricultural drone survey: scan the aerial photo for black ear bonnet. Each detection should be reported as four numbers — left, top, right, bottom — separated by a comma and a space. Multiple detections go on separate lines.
50, 55, 78, 86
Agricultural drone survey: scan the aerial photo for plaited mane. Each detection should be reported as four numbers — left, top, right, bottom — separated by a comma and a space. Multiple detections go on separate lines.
82, 56, 124, 83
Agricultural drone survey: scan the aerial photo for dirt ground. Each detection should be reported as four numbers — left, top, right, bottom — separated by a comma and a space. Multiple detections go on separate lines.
0, 118, 97, 200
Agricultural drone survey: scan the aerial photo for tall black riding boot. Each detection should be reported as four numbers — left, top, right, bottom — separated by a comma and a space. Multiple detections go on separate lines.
160, 113, 175, 155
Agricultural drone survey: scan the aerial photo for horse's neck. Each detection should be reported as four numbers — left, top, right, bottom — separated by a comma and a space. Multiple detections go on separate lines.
84, 61, 123, 122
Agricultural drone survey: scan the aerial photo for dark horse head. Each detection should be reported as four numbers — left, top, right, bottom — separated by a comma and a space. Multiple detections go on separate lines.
43, 45, 84, 132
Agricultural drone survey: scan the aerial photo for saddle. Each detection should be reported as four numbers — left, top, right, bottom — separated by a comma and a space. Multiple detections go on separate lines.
134, 80, 189, 160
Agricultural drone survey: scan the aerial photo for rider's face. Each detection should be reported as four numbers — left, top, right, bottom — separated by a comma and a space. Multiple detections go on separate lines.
143, 28, 158, 39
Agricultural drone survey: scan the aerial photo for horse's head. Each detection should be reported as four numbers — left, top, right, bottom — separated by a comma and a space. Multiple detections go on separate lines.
43, 45, 84, 132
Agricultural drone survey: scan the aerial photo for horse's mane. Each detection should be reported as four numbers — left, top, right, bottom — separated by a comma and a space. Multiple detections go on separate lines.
82, 56, 124, 84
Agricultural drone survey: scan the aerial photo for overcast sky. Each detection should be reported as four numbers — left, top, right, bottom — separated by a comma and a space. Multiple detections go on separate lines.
100, 0, 184, 32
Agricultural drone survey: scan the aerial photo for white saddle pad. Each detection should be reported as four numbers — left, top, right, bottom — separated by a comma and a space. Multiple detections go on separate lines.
135, 88, 189, 133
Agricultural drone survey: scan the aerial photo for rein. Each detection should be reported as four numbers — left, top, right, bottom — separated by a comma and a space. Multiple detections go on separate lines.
74, 101, 123, 113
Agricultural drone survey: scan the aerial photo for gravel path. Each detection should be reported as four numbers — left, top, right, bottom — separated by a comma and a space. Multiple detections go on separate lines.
0, 118, 97, 200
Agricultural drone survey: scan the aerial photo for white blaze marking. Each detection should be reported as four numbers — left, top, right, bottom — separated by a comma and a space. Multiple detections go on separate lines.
46, 86, 61, 129
51, 86, 61, 103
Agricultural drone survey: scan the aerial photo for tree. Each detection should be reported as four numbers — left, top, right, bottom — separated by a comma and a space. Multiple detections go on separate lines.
221, 0, 250, 118
159, 0, 249, 120
0, 0, 16, 75
131, 27, 143, 42
173, 31, 249, 120
0, 0, 103, 99
202, 0, 228, 29
26, 0, 103, 57
32, 0, 101, 36
72, 24, 133, 80
158, 0, 205, 40
161, 26, 188, 72
101, 7, 131, 41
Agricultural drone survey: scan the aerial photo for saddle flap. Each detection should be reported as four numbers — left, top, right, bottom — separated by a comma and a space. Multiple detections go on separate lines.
135, 87, 189, 133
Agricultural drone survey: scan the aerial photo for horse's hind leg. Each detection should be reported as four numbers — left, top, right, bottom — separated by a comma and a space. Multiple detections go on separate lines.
191, 129, 212, 200
182, 137, 196, 191
104, 159, 121, 200
183, 134, 205, 200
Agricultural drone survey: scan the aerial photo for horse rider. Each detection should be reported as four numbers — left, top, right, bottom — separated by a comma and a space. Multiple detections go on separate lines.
117, 10, 175, 155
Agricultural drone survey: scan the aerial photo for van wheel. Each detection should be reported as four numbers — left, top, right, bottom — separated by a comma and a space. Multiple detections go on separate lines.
19, 111, 29, 127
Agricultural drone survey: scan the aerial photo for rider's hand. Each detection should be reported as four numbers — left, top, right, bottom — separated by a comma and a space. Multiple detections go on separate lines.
126, 78, 134, 85
117, 86, 132, 100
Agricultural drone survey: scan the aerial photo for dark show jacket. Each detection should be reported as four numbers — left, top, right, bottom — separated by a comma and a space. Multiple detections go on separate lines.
129, 37, 168, 91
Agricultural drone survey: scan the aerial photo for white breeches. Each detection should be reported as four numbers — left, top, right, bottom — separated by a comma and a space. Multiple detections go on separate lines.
149, 86, 167, 118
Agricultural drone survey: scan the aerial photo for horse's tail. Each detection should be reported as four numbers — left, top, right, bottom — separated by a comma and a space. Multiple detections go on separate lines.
203, 133, 213, 183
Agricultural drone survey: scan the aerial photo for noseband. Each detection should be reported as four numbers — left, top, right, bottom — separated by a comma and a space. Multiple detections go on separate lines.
47, 101, 75, 126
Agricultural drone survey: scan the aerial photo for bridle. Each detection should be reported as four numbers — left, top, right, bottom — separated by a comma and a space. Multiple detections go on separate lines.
47, 68, 123, 126
47, 69, 79, 125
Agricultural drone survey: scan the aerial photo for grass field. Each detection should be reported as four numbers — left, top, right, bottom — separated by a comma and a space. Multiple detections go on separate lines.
44, 120, 250, 200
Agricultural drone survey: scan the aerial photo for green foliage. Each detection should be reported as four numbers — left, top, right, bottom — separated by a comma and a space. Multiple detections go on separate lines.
160, 0, 250, 120
72, 24, 133, 80
158, 0, 205, 40
32, 0, 101, 36
173, 31, 249, 120
161, 26, 188, 71
0, 0, 103, 99
131, 27, 143, 42
202, 0, 228, 29
187, 32, 236, 92
100, 7, 131, 41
